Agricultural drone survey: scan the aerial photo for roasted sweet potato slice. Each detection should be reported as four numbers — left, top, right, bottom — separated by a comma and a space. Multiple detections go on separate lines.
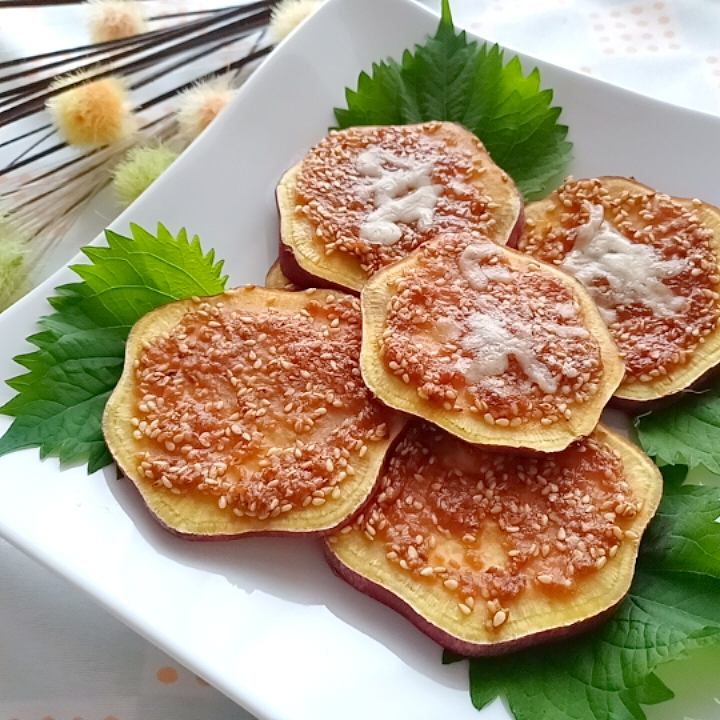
264, 260, 298, 290
516, 177, 720, 405
361, 231, 624, 452
277, 121, 523, 292
325, 421, 662, 656
103, 287, 405, 538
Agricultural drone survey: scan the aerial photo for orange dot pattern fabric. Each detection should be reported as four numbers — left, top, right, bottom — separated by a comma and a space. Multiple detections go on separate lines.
454, 0, 720, 115
0, 537, 255, 719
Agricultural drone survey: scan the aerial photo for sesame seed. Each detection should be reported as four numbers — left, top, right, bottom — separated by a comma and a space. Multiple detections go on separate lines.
492, 610, 507, 627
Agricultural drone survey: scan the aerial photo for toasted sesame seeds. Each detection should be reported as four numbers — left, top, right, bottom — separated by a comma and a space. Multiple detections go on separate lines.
519, 178, 720, 382
130, 290, 396, 524
294, 124, 513, 277
492, 610, 507, 627
378, 233, 606, 427
336, 423, 640, 625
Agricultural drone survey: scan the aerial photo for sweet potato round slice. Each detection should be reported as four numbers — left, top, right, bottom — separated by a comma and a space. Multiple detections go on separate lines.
361, 231, 624, 452
325, 422, 662, 656
277, 121, 523, 292
264, 260, 298, 290
103, 287, 405, 538
516, 176, 720, 405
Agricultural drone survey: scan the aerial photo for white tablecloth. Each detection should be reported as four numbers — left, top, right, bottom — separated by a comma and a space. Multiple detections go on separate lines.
1, 1, 719, 718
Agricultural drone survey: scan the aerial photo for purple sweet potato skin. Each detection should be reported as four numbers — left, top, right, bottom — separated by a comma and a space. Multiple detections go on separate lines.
506, 206, 525, 249
323, 541, 622, 657
277, 240, 357, 294
277, 208, 526, 295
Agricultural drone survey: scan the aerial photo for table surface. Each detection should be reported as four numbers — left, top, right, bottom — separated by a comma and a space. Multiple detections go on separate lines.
1, 1, 719, 719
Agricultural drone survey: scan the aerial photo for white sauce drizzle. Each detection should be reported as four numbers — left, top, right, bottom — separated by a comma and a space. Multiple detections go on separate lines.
436, 316, 461, 343
561, 204, 687, 324
356, 148, 441, 246
459, 244, 512, 289
452, 242, 589, 393
459, 312, 559, 394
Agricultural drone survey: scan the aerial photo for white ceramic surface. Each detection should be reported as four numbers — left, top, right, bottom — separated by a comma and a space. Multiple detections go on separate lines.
0, 0, 718, 718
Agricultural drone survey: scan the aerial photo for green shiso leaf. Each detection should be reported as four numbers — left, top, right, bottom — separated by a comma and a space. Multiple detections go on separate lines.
640, 481, 720, 577
334, 0, 572, 200
460, 480, 720, 720
74, 224, 226, 327
0, 224, 227, 472
635, 390, 720, 473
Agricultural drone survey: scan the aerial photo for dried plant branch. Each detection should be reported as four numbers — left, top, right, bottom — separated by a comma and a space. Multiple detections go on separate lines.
0, 2, 276, 128
0, 0, 298, 311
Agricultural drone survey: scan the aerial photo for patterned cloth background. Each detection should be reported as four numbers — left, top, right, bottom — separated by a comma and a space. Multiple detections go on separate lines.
449, 0, 720, 116
0, 1, 719, 719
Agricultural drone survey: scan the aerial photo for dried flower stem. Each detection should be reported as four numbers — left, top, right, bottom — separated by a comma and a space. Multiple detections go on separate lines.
0, 0, 155, 6
0, 4, 259, 78
0, 1, 276, 125
0, 0, 282, 309
1, 40, 270, 175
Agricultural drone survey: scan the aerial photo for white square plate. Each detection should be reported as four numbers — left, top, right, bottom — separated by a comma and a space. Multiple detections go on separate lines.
0, 0, 718, 718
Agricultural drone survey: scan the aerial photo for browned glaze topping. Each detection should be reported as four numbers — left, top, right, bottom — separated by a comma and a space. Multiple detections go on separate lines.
348, 423, 639, 629
130, 291, 390, 519
518, 178, 720, 382
295, 122, 500, 275
380, 233, 604, 426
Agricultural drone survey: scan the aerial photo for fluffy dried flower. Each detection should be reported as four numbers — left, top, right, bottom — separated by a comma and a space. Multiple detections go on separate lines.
176, 77, 235, 142
270, 0, 323, 42
0, 213, 31, 311
112, 144, 179, 207
87, 0, 148, 43
47, 73, 136, 147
